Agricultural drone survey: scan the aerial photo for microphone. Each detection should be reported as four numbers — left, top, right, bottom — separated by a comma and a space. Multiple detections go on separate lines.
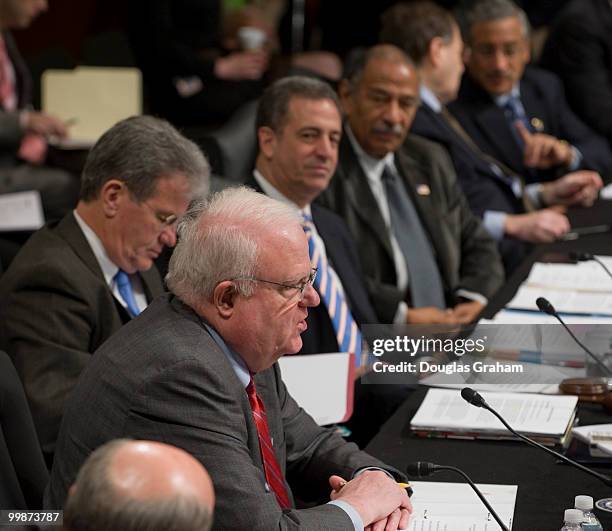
535, 296, 612, 376
569, 251, 612, 281
460, 387, 612, 488
407, 461, 509, 531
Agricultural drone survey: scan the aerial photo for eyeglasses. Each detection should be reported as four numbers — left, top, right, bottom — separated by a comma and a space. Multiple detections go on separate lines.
233, 268, 317, 300
142, 201, 178, 227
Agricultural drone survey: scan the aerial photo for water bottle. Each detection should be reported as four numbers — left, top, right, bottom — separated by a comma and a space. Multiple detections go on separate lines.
575, 495, 603, 531
560, 509, 585, 530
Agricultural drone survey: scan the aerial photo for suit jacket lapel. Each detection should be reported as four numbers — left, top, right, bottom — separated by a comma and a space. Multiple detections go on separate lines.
338, 136, 394, 260
3, 31, 31, 108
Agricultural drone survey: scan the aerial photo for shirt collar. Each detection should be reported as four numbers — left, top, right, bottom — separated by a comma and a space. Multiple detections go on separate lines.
420, 84, 442, 113
345, 125, 396, 183
201, 320, 251, 388
252, 169, 313, 219
494, 84, 521, 107
73, 210, 119, 287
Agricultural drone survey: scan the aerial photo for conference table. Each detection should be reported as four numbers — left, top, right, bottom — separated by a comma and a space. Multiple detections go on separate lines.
366, 199, 612, 530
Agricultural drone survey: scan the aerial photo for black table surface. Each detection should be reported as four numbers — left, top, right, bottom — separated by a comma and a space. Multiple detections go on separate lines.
366, 387, 612, 531
367, 202, 612, 530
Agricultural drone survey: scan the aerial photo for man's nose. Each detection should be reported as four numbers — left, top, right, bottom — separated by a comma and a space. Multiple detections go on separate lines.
300, 282, 320, 307
159, 225, 177, 247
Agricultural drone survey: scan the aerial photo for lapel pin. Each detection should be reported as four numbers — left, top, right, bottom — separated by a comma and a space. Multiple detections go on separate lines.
531, 117, 544, 132
417, 184, 431, 196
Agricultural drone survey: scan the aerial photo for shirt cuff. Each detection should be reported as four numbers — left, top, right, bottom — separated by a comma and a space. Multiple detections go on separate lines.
393, 301, 408, 325
455, 289, 487, 306
567, 146, 583, 171
525, 183, 542, 208
483, 210, 507, 241
328, 500, 364, 531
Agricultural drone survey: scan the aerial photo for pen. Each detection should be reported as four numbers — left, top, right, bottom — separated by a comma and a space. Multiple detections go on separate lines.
64, 117, 78, 127
398, 482, 414, 497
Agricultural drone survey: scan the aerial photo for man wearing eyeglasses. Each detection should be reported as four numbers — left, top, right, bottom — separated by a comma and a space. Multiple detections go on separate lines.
0, 115, 210, 463
46, 187, 412, 531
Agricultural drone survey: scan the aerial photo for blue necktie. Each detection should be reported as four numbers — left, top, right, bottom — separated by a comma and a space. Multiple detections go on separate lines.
504, 94, 531, 147
114, 270, 141, 318
381, 166, 446, 309
302, 214, 366, 367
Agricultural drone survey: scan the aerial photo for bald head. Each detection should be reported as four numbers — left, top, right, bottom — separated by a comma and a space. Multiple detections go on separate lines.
109, 441, 214, 507
63, 439, 214, 531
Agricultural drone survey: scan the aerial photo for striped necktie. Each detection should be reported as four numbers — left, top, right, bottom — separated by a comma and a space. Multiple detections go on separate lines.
114, 270, 141, 318
246, 376, 291, 509
301, 214, 364, 366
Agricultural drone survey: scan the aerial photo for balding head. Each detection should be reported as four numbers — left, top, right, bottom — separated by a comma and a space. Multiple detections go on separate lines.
63, 439, 214, 531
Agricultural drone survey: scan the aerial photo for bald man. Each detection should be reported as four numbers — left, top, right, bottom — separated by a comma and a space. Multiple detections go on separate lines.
62, 439, 214, 531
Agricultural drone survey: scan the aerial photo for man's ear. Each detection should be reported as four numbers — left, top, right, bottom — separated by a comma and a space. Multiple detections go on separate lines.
338, 79, 353, 114
258, 126, 277, 159
213, 280, 238, 318
429, 36, 445, 68
101, 179, 127, 218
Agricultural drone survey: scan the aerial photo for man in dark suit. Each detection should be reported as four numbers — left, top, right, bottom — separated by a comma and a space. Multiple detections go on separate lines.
0, 0, 80, 221
63, 440, 215, 531
322, 44, 504, 326
450, 0, 612, 185
381, 1, 603, 272
245, 76, 376, 358
46, 187, 413, 530
0, 116, 209, 460
540, 0, 612, 148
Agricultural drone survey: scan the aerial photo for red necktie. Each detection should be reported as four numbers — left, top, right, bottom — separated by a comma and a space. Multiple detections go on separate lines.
0, 35, 46, 164
246, 376, 291, 509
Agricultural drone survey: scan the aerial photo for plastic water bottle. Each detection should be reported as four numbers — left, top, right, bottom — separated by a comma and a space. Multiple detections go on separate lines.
560, 509, 585, 530
575, 495, 603, 531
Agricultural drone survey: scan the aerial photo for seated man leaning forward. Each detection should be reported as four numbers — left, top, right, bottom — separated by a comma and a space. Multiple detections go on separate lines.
46, 187, 412, 531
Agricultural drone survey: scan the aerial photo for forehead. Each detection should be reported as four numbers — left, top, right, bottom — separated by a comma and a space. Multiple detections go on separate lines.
284, 97, 341, 131
470, 16, 525, 45
359, 57, 419, 97
257, 224, 310, 276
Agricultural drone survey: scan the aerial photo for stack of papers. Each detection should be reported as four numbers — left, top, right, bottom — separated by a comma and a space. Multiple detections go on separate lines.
407, 481, 516, 530
572, 424, 612, 457
506, 258, 612, 315
410, 388, 578, 447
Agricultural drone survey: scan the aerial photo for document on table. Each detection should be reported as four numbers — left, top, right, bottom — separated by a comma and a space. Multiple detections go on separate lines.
410, 388, 577, 437
0, 190, 44, 230
407, 481, 517, 530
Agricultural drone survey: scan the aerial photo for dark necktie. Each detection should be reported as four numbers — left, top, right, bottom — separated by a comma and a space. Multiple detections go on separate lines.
246, 376, 291, 509
381, 167, 445, 308
302, 214, 364, 366
114, 270, 141, 318
503, 94, 531, 148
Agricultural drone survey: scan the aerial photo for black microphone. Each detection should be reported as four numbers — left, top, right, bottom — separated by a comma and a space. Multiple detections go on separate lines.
569, 251, 612, 281
535, 296, 612, 376
460, 387, 612, 487
407, 461, 509, 531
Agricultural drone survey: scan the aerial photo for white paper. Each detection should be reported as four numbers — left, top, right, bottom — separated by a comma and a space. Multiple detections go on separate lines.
278, 352, 353, 425
0, 190, 44, 230
572, 424, 612, 456
407, 481, 517, 530
410, 388, 577, 437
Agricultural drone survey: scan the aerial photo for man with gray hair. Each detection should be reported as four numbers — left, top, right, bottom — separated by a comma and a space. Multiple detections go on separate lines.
450, 0, 612, 184
46, 187, 413, 530
0, 115, 209, 462
63, 439, 215, 531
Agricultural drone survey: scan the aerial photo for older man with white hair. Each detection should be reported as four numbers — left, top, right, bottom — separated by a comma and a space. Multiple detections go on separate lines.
46, 187, 412, 531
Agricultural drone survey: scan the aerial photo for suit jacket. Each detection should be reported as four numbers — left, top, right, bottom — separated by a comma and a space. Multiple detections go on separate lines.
245, 176, 378, 354
320, 132, 504, 323
449, 66, 612, 183
45, 294, 403, 530
0, 213, 163, 456
411, 104, 529, 271
540, 0, 612, 145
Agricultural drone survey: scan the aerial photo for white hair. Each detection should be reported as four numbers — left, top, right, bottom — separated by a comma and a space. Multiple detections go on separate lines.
166, 186, 300, 308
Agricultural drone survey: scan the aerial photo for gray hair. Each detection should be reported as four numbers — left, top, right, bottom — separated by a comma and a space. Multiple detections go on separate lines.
63, 439, 213, 531
166, 186, 300, 308
457, 0, 530, 44
343, 44, 416, 89
80, 115, 210, 202
255, 75, 341, 134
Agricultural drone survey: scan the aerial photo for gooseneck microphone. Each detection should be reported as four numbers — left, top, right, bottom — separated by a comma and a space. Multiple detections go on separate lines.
535, 297, 612, 376
570, 251, 612, 281
460, 387, 612, 487
406, 461, 509, 531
